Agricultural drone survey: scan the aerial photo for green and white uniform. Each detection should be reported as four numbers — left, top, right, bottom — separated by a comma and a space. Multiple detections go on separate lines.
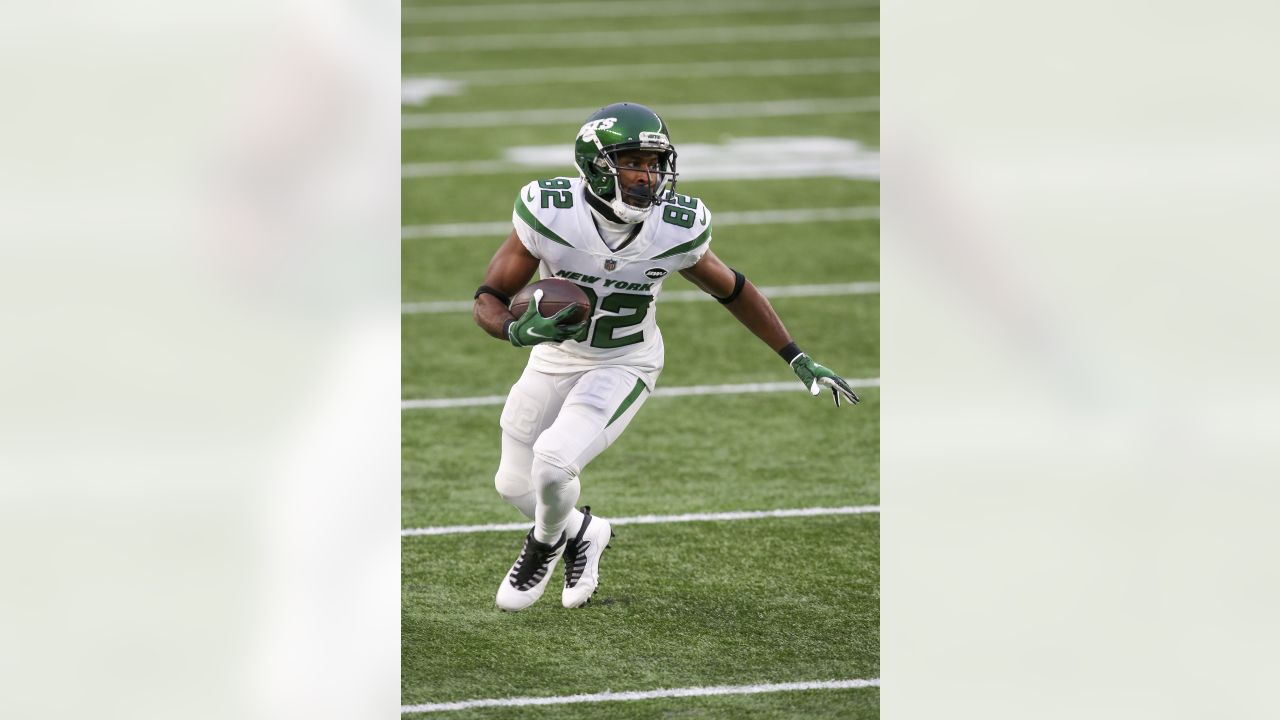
495, 176, 713, 539
493, 103, 705, 609
491, 102, 859, 611
511, 176, 713, 390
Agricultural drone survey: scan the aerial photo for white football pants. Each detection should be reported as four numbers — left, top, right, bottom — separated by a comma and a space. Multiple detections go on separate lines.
496, 365, 651, 544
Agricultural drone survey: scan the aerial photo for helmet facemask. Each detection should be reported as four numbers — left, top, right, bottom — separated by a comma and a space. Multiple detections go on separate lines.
588, 146, 678, 223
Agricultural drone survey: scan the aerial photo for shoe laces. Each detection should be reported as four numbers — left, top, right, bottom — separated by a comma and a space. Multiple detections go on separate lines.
509, 531, 563, 591
563, 507, 593, 589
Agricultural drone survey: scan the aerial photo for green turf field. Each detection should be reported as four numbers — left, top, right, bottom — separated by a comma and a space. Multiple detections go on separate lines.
403, 0, 879, 716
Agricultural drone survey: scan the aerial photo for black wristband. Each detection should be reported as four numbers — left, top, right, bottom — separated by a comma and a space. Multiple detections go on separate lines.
502, 318, 515, 339
474, 284, 511, 306
716, 269, 746, 304
777, 342, 803, 364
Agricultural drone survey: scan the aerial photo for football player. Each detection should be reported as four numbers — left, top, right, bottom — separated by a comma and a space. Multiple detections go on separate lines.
473, 102, 860, 612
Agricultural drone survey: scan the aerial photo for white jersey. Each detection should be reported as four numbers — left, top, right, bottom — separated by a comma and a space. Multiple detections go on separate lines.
511, 176, 713, 387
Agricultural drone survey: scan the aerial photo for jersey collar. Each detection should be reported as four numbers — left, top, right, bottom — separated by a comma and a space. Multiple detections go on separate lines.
576, 183, 658, 261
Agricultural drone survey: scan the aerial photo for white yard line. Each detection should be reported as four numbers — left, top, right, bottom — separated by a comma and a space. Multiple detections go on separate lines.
403, 97, 879, 129
403, 282, 879, 315
401, 220, 510, 238
402, 154, 881, 178
404, 23, 879, 52
406, 137, 879, 180
701, 206, 880, 225
418, 57, 879, 87
405, 0, 880, 23
404, 505, 879, 537
402, 378, 879, 410
402, 160, 514, 177
402, 678, 879, 714
402, 206, 879, 239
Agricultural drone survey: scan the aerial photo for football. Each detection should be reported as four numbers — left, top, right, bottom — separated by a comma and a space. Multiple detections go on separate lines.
509, 278, 591, 324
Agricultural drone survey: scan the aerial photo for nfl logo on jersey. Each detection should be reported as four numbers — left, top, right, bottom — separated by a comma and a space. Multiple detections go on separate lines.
604, 258, 617, 271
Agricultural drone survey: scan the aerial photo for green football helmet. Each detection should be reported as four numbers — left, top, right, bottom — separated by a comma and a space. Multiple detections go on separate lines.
573, 102, 679, 223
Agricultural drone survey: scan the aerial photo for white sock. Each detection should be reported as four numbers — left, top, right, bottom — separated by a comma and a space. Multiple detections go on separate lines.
532, 457, 580, 544
500, 490, 536, 521
563, 508, 586, 538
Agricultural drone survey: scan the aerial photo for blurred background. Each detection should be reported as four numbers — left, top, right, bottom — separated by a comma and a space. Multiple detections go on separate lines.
883, 2, 1280, 718
0, 1, 400, 718
2, 0, 1279, 718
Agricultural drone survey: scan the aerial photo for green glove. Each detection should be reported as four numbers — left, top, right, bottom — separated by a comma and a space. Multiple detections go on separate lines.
790, 353, 861, 407
507, 289, 587, 347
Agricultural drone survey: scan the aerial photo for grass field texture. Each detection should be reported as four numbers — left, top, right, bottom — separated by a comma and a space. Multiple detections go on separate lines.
403, 0, 879, 716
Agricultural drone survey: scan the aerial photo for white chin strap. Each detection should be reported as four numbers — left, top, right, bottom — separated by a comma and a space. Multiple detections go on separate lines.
608, 194, 653, 224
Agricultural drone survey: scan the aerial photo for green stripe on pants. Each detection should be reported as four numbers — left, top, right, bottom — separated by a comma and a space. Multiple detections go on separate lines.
606, 377, 649, 428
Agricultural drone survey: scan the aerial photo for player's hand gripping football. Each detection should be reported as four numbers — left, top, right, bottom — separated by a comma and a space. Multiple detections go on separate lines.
507, 289, 587, 347
790, 353, 861, 407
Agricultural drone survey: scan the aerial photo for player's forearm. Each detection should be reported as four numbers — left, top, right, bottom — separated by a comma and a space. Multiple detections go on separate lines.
722, 281, 793, 352
474, 294, 517, 340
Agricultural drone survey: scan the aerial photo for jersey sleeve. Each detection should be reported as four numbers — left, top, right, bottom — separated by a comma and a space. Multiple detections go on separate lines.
675, 201, 713, 270
511, 181, 543, 257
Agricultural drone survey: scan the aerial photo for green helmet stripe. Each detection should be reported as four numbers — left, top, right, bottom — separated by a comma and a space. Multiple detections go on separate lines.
514, 197, 573, 248
649, 224, 711, 260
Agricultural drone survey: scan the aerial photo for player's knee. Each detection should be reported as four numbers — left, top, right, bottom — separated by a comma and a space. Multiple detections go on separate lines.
530, 453, 573, 494
494, 466, 529, 498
